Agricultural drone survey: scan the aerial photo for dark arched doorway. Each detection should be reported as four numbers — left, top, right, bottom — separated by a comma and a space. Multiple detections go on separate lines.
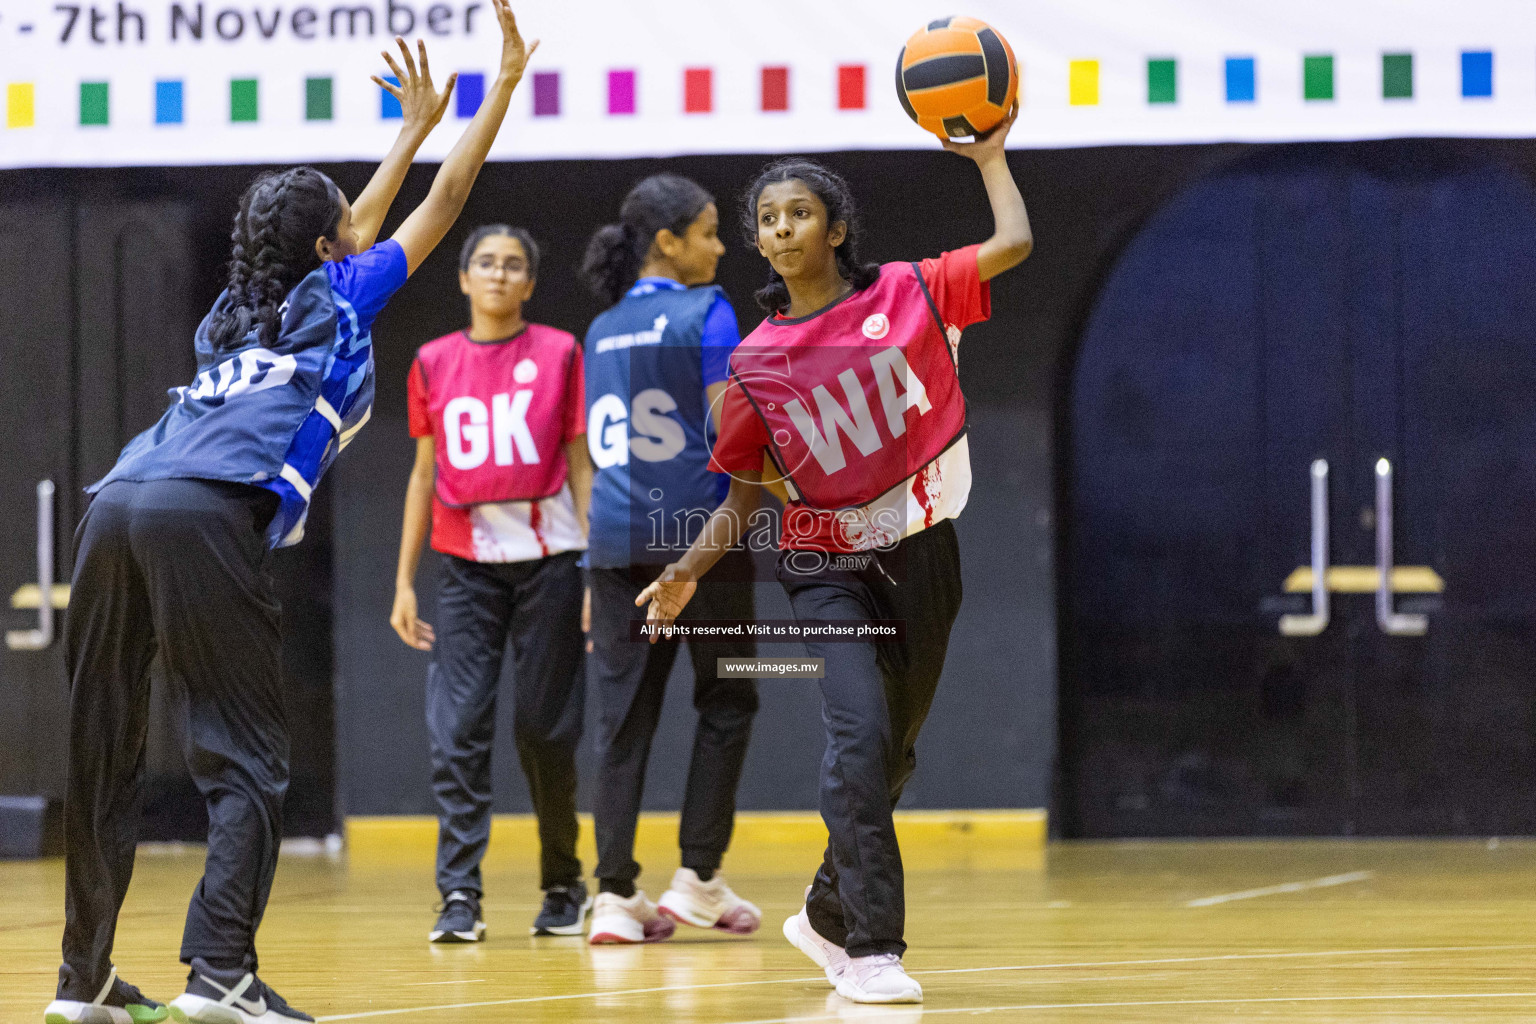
1060, 145, 1536, 837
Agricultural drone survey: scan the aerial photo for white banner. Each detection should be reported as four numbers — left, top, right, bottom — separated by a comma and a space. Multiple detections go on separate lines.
1, 0, 1533, 168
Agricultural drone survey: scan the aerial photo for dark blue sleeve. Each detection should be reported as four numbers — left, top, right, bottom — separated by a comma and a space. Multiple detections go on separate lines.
699, 292, 741, 387
324, 239, 409, 336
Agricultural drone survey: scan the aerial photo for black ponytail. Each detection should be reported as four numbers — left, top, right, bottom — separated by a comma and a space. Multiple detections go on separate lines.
580, 174, 713, 305
209, 167, 342, 352
740, 159, 881, 314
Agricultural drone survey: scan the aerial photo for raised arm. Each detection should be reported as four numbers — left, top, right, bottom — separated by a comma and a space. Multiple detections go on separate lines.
942, 103, 1032, 282
349, 38, 458, 251
391, 0, 537, 275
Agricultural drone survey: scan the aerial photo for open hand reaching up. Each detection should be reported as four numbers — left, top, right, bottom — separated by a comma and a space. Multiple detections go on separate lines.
491, 0, 539, 87
372, 36, 457, 136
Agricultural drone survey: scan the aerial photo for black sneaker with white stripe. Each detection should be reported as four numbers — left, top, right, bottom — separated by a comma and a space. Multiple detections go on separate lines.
44, 965, 170, 1024
429, 890, 485, 943
168, 958, 313, 1023
531, 882, 592, 936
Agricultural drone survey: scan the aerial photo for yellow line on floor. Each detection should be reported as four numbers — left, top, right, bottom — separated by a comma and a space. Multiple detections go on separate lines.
345, 810, 1047, 872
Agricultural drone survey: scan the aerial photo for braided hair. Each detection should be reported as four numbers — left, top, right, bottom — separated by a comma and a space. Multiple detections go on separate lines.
740, 159, 881, 314
208, 167, 343, 351
579, 174, 714, 305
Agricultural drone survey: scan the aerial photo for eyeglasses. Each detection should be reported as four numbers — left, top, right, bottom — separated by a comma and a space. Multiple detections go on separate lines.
469, 258, 527, 275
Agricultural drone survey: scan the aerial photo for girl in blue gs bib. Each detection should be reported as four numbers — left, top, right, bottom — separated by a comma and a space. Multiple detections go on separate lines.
46, 7, 536, 1024
579, 175, 771, 945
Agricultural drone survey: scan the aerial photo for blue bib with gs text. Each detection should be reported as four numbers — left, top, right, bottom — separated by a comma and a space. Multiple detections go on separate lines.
583, 282, 732, 567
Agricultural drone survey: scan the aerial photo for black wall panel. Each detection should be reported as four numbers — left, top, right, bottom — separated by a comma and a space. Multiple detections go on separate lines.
0, 203, 74, 803
1061, 147, 1536, 837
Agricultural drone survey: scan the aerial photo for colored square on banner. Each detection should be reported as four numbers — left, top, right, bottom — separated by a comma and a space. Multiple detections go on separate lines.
231, 79, 258, 122
1462, 50, 1492, 97
533, 71, 559, 116
1382, 53, 1413, 98
380, 76, 402, 119
684, 68, 712, 113
1226, 57, 1256, 102
305, 77, 332, 121
1304, 55, 1334, 100
1069, 60, 1099, 105
456, 73, 484, 118
838, 65, 866, 110
762, 66, 789, 111
80, 82, 109, 125
608, 70, 636, 114
6, 83, 35, 128
155, 80, 183, 124
1147, 59, 1177, 104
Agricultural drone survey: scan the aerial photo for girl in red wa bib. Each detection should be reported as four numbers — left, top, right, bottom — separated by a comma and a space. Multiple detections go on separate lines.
638, 107, 1031, 1004
392, 225, 594, 942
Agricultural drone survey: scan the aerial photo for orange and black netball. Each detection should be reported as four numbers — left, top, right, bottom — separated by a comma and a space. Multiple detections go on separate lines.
896, 16, 1019, 138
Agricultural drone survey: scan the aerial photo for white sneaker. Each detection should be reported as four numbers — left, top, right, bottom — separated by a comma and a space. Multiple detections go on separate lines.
587, 890, 677, 944
658, 868, 762, 934
835, 953, 923, 1004
782, 904, 849, 988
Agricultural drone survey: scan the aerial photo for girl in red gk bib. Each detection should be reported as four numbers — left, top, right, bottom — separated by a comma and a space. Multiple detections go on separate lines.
393, 226, 592, 943
637, 105, 1030, 1004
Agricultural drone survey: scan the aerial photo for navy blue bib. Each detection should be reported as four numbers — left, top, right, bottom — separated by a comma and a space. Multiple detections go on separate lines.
584, 283, 728, 567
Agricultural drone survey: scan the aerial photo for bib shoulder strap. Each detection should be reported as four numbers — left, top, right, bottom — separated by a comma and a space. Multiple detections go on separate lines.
906, 262, 945, 331
526, 322, 578, 348
908, 262, 955, 368
412, 330, 470, 391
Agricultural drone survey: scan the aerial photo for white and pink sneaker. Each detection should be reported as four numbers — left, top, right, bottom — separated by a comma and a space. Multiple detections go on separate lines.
835, 953, 923, 1004
658, 868, 762, 934
782, 901, 850, 988
588, 890, 677, 945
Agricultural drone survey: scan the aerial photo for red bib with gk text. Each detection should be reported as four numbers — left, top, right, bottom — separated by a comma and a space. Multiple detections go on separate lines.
728, 262, 967, 511
415, 325, 577, 506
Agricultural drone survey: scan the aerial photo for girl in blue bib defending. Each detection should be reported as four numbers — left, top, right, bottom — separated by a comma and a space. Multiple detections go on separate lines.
47, 7, 536, 1023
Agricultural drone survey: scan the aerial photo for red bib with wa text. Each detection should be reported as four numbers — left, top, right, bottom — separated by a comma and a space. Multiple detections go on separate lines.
416, 325, 577, 506
729, 262, 967, 511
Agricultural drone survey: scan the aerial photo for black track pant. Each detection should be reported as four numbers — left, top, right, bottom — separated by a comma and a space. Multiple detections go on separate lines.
58, 478, 285, 1001
587, 551, 759, 886
777, 521, 963, 959
428, 551, 585, 895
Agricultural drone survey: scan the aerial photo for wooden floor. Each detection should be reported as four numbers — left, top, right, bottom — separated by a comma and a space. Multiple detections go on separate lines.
5, 834, 1536, 1023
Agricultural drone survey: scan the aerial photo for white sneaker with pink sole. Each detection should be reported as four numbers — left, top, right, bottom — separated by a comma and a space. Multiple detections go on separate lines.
657, 868, 762, 934
587, 890, 677, 945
